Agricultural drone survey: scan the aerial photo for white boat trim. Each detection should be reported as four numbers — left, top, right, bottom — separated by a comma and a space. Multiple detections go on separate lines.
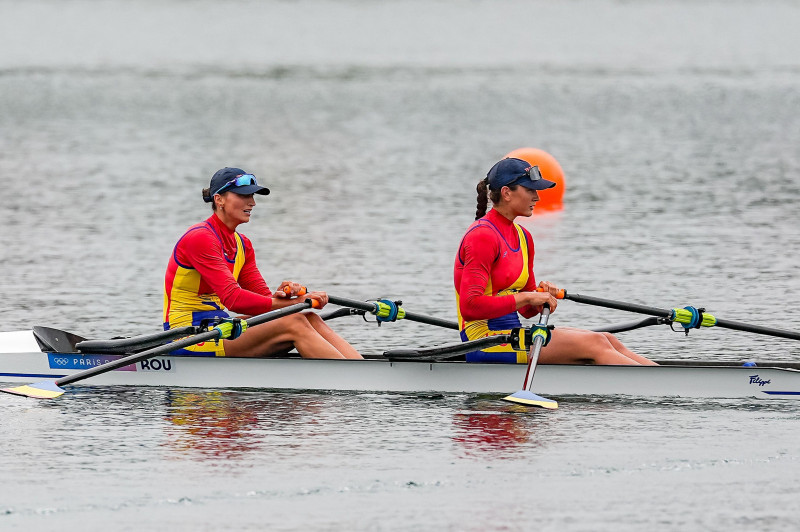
1, 330, 799, 400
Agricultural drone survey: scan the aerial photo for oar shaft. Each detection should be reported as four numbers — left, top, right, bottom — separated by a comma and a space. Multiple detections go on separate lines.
384, 334, 513, 360
403, 310, 459, 330
713, 318, 800, 341
564, 291, 800, 341
55, 300, 314, 387
564, 292, 671, 318
523, 306, 550, 391
327, 295, 379, 314
328, 295, 459, 330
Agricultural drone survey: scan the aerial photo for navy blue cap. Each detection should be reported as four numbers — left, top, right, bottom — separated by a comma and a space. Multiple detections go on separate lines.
206, 167, 270, 202
486, 158, 556, 191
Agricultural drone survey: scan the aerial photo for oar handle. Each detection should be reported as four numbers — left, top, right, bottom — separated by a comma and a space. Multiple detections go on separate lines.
279, 286, 323, 308
536, 287, 566, 299
286, 285, 309, 296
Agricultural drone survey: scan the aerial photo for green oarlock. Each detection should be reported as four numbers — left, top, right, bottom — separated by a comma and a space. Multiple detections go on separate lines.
531, 328, 550, 342
213, 320, 248, 341
671, 308, 717, 327
374, 301, 406, 321
213, 321, 234, 340
375, 301, 392, 318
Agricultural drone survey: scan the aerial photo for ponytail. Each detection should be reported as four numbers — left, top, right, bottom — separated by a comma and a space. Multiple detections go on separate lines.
202, 188, 218, 211
475, 179, 489, 220
475, 179, 504, 220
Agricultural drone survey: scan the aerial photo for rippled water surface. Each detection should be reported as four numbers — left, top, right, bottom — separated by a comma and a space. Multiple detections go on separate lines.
1, 0, 800, 530
3, 389, 800, 531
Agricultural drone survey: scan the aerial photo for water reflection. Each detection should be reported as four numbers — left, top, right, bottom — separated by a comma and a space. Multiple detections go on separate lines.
162, 390, 325, 461
452, 399, 554, 457
163, 390, 261, 460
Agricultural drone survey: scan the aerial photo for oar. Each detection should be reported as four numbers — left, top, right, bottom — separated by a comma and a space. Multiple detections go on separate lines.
1, 299, 319, 399
558, 290, 800, 341
502, 304, 558, 409
323, 295, 459, 330
281, 287, 458, 330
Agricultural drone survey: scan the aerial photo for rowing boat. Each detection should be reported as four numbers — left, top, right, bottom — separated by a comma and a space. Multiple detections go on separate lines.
2, 326, 799, 400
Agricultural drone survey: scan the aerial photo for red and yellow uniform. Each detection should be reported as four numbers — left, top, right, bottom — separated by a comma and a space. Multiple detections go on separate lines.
163, 215, 273, 356
454, 209, 542, 363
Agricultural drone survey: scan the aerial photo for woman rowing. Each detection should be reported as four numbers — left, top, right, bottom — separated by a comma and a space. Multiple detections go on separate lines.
163, 167, 362, 359
454, 157, 656, 365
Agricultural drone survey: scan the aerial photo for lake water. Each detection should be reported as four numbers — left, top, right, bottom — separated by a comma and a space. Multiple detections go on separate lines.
1, 0, 800, 530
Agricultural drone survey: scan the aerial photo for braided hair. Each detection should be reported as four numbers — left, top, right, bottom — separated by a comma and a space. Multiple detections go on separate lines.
475, 178, 505, 220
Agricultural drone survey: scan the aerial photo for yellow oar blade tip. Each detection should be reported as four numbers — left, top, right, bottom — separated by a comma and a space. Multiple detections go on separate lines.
503, 390, 558, 409
1, 381, 65, 399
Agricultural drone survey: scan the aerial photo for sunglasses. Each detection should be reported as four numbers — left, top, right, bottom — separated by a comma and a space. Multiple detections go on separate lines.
214, 174, 258, 196
526, 165, 543, 181
506, 165, 543, 187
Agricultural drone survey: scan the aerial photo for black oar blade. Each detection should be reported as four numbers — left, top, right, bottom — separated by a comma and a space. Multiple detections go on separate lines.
1, 380, 65, 399
502, 390, 558, 409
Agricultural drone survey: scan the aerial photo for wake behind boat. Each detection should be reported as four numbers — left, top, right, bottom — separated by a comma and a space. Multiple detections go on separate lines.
2, 320, 799, 400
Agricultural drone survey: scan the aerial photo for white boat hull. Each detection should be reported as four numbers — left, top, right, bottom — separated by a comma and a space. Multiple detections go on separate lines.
1, 331, 798, 399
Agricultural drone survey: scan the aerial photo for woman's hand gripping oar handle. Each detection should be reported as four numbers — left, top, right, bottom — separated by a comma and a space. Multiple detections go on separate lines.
1, 299, 319, 399
536, 286, 566, 299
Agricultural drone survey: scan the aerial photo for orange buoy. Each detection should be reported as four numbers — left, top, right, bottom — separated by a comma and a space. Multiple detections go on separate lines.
504, 148, 565, 212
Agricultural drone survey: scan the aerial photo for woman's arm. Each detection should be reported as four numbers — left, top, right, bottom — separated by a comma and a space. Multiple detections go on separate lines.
516, 230, 557, 317
180, 230, 273, 315
457, 228, 517, 321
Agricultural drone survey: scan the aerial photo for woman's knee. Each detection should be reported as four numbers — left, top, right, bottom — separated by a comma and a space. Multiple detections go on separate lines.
594, 332, 617, 348
555, 329, 611, 349
304, 312, 326, 327
282, 313, 316, 334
